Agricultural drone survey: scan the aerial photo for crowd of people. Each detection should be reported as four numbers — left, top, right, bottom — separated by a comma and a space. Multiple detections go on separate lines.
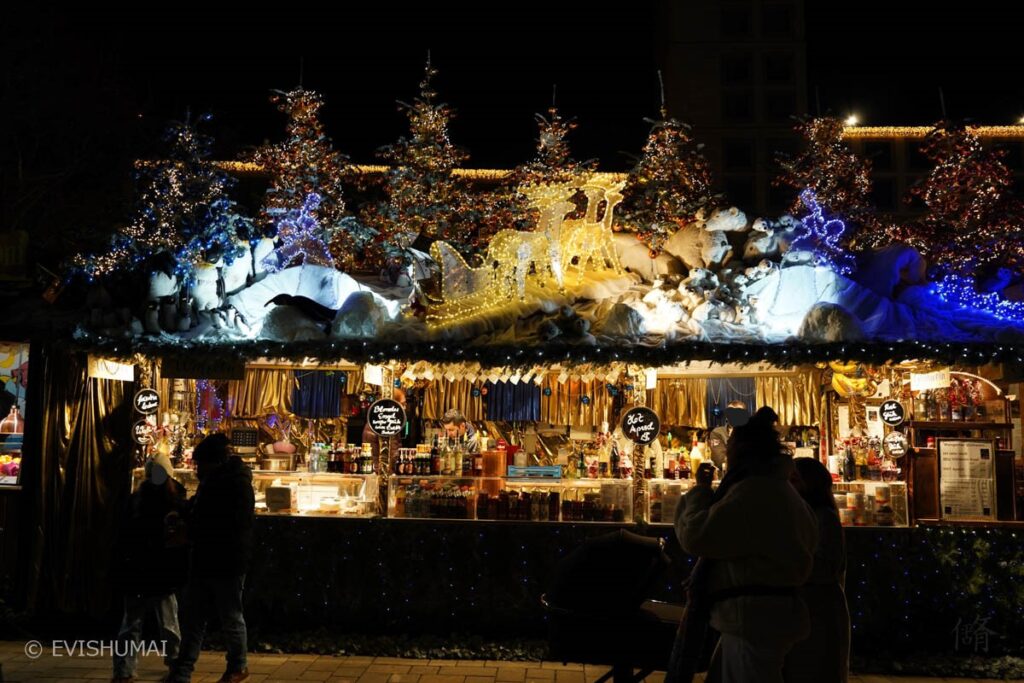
109, 403, 847, 683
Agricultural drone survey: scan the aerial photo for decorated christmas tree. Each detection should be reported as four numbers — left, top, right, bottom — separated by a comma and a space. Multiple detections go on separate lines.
905, 121, 1021, 274
249, 88, 372, 271
775, 116, 877, 246
71, 115, 250, 283
262, 193, 334, 272
620, 100, 717, 256
360, 58, 479, 268
478, 102, 596, 242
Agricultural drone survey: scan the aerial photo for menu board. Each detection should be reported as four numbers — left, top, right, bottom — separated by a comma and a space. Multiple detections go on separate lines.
938, 439, 997, 521
367, 399, 406, 437
621, 407, 660, 446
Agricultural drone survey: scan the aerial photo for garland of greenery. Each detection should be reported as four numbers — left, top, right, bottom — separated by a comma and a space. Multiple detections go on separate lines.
64, 332, 1024, 369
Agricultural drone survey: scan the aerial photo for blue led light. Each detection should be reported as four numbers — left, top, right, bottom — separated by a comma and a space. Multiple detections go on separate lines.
793, 188, 856, 275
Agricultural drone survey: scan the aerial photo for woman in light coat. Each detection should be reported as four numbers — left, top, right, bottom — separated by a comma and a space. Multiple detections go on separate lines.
675, 407, 818, 683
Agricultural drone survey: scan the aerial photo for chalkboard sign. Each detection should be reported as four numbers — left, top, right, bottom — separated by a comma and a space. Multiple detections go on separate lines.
880, 400, 905, 426
621, 407, 660, 446
131, 419, 155, 445
133, 388, 160, 415
367, 399, 406, 437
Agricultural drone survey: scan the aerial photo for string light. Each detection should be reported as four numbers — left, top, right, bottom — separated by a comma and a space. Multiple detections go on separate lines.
426, 175, 624, 327
842, 124, 1024, 139
263, 193, 335, 273
792, 188, 857, 275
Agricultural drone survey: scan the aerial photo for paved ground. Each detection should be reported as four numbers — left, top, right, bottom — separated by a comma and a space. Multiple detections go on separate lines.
0, 643, 1011, 682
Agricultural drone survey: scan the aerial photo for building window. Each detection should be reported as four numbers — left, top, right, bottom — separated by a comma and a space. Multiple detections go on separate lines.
908, 146, 933, 171
871, 178, 897, 211
864, 141, 893, 171
761, 4, 794, 36
720, 5, 752, 38
763, 89, 796, 124
724, 177, 756, 209
723, 139, 755, 170
721, 53, 753, 85
763, 53, 794, 84
722, 91, 754, 123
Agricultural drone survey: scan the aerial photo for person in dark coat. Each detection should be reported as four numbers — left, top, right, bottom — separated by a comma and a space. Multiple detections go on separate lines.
167, 433, 254, 683
784, 457, 850, 683
111, 452, 187, 683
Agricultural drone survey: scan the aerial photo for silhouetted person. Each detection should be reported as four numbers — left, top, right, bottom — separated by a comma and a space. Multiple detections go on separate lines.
111, 452, 187, 683
784, 458, 849, 683
673, 407, 817, 683
167, 433, 254, 683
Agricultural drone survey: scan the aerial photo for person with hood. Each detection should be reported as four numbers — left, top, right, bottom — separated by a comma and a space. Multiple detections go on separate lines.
166, 433, 254, 683
784, 457, 849, 683
673, 407, 818, 683
111, 452, 187, 683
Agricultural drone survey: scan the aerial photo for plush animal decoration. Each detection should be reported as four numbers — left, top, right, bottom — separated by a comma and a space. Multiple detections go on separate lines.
662, 222, 733, 270
221, 239, 253, 295
704, 206, 749, 233
743, 218, 782, 261
190, 260, 223, 312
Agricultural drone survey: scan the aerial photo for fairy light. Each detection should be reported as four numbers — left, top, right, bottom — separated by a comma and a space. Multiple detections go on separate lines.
792, 188, 856, 275
263, 193, 335, 273
842, 124, 1024, 139
619, 109, 715, 256
931, 273, 1024, 323
426, 175, 624, 327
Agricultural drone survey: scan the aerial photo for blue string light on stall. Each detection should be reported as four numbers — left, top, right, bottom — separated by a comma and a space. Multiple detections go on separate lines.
931, 273, 1024, 323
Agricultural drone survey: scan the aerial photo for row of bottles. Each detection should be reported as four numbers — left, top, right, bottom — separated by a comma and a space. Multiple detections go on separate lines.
308, 443, 375, 474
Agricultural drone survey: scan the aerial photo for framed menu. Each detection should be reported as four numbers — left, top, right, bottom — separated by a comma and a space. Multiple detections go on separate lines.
938, 439, 997, 521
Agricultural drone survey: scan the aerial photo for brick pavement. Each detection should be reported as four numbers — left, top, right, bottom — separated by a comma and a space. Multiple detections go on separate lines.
0, 642, 1004, 683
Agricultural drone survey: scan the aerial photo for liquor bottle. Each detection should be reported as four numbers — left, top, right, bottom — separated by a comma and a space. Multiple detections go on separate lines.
461, 436, 471, 476
473, 449, 484, 477
844, 445, 855, 482
431, 436, 441, 475
610, 441, 620, 478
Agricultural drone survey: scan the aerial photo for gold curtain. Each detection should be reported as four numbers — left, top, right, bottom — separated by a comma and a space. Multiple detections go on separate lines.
227, 368, 295, 418
650, 378, 708, 428
422, 379, 484, 421
539, 376, 612, 428
756, 372, 823, 426
27, 349, 131, 614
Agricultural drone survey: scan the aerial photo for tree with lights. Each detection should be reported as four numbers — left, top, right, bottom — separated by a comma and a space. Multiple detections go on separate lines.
478, 103, 596, 242
620, 103, 717, 256
360, 58, 479, 268
250, 88, 373, 271
775, 116, 878, 247
905, 121, 1022, 274
71, 115, 250, 284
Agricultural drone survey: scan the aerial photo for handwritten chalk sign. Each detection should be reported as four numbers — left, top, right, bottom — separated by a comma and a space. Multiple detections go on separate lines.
133, 388, 160, 415
367, 399, 406, 437
132, 419, 155, 445
880, 400, 905, 426
621, 407, 660, 446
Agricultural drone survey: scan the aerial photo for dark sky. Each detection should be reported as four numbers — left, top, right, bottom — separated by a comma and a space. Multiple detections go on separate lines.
12, 3, 1023, 170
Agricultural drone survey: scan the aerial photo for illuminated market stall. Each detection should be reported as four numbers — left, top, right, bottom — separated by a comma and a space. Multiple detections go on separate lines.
10, 82, 1024, 660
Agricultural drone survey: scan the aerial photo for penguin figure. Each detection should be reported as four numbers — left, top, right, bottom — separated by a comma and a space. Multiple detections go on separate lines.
160, 297, 178, 331
265, 293, 340, 334
143, 301, 161, 335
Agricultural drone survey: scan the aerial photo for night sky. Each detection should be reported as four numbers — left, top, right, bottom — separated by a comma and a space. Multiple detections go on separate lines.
5, 3, 1023, 257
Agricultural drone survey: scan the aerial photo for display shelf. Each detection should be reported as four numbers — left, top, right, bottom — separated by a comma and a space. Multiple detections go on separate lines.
833, 480, 909, 527
386, 475, 633, 522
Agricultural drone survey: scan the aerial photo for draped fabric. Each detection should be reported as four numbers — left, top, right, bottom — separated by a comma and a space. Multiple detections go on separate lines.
756, 372, 823, 426
292, 371, 346, 419
422, 380, 484, 421
228, 368, 295, 418
650, 378, 709, 429
539, 376, 612, 428
25, 349, 132, 614
484, 381, 542, 422
705, 377, 757, 428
